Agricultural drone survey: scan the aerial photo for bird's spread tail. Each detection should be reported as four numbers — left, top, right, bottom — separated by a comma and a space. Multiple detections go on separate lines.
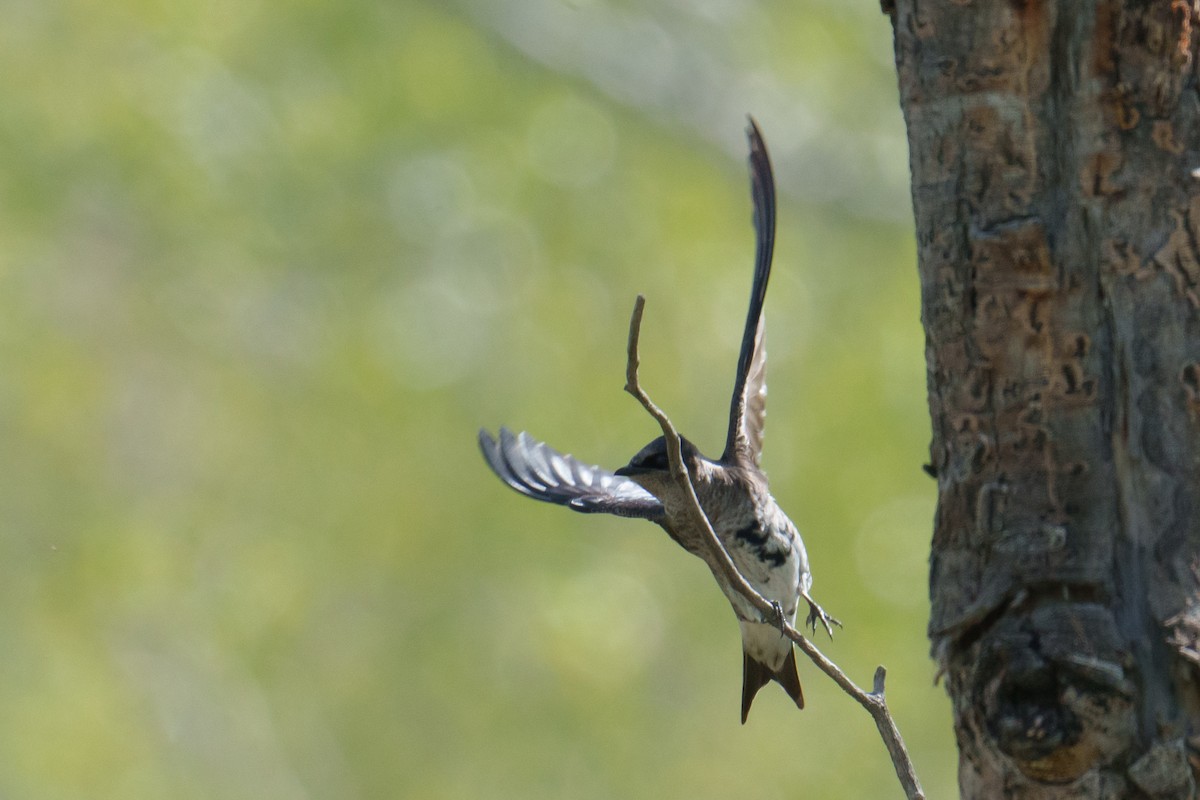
741, 647, 804, 723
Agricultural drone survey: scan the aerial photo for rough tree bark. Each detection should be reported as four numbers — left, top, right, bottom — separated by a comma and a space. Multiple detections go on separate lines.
887, 2, 1200, 798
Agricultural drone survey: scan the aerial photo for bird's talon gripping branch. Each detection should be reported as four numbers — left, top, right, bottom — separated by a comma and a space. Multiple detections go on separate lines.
768, 600, 787, 632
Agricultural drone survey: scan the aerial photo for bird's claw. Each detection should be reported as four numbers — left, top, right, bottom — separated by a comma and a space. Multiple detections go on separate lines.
767, 600, 787, 632
802, 591, 841, 639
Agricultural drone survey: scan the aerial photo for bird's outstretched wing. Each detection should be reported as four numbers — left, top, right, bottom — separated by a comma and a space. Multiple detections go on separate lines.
722, 116, 775, 467
479, 427, 665, 520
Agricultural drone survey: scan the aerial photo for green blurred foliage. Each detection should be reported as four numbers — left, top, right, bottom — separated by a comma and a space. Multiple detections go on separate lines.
0, 0, 955, 796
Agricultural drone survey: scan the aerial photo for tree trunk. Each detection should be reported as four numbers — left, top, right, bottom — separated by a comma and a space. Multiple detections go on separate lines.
888, 2, 1200, 797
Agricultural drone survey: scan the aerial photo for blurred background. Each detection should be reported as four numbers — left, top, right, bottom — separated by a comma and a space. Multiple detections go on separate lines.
0, 0, 953, 797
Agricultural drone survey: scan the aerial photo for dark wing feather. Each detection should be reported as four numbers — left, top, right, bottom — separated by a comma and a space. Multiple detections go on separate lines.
478, 427, 664, 520
722, 116, 775, 467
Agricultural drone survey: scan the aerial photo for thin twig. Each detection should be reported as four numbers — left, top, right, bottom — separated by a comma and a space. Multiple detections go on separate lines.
624, 295, 924, 800
624, 296, 769, 611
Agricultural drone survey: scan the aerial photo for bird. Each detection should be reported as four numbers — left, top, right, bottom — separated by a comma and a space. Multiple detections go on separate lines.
478, 118, 837, 723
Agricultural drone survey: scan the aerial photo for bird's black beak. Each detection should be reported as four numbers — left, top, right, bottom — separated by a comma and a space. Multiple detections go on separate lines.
614, 464, 646, 477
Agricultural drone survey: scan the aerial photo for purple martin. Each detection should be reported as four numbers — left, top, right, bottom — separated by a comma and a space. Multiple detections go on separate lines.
479, 118, 836, 723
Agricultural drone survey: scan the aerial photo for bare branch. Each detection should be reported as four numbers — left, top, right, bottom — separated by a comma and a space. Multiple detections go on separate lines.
624, 295, 924, 800
625, 296, 773, 602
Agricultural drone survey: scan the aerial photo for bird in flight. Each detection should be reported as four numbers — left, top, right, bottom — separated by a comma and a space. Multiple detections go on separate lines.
479, 118, 837, 723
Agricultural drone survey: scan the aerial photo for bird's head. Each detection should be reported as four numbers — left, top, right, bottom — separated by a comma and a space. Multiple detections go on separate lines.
614, 435, 708, 496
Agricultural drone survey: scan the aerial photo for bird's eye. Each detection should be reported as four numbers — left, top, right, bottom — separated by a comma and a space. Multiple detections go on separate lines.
645, 452, 669, 470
